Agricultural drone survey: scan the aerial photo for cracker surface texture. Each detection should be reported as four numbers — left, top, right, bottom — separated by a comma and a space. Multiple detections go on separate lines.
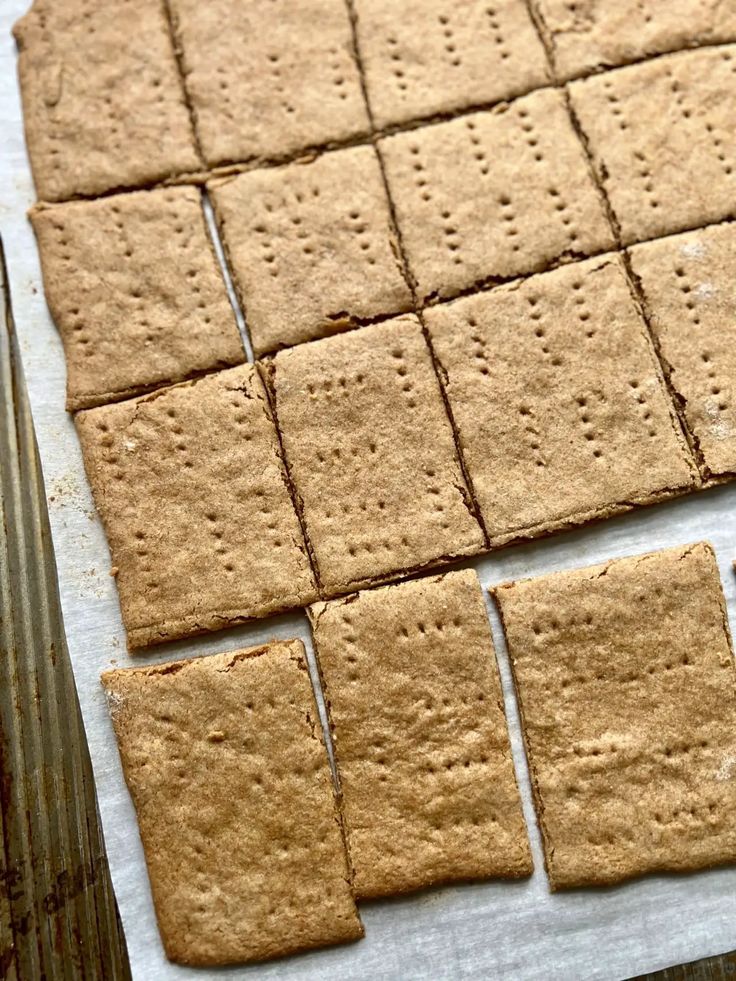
210, 146, 412, 356
629, 222, 736, 479
264, 315, 485, 595
379, 88, 614, 302
310, 569, 532, 898
535, 0, 736, 79
569, 46, 736, 245
354, 0, 550, 128
426, 255, 696, 545
31, 187, 244, 411
101, 641, 363, 965
76, 365, 316, 649
13, 0, 200, 202
495, 542, 736, 890
168, 0, 369, 165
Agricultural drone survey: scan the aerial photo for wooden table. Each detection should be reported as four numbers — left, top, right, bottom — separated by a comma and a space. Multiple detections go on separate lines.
0, 238, 730, 979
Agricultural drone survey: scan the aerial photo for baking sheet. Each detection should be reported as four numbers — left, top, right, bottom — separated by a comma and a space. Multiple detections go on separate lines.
2, 4, 736, 977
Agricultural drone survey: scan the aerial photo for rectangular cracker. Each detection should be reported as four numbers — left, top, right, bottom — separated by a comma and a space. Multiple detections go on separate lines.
426, 255, 696, 546
31, 187, 244, 411
379, 88, 614, 303
75, 365, 316, 649
309, 569, 532, 898
494, 542, 736, 890
168, 0, 370, 166
209, 146, 412, 356
263, 315, 485, 596
568, 46, 736, 245
13, 0, 200, 202
101, 640, 363, 965
629, 222, 736, 480
354, 0, 550, 129
534, 0, 736, 80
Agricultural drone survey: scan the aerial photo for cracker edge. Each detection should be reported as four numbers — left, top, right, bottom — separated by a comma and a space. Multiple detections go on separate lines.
490, 540, 734, 890
101, 639, 365, 963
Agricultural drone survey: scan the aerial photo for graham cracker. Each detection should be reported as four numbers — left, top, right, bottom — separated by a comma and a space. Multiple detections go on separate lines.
101, 640, 363, 965
379, 88, 614, 303
30, 187, 244, 411
629, 222, 736, 480
494, 542, 736, 890
425, 255, 696, 546
569, 46, 736, 245
167, 0, 369, 166
13, 0, 200, 202
309, 569, 532, 899
353, 0, 550, 129
263, 315, 486, 596
534, 0, 736, 80
75, 365, 316, 649
209, 146, 412, 356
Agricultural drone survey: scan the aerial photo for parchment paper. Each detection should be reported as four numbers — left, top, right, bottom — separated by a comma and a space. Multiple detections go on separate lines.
2, 4, 736, 977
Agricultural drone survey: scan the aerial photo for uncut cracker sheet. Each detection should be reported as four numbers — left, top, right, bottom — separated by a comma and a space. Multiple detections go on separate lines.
3, 0, 736, 977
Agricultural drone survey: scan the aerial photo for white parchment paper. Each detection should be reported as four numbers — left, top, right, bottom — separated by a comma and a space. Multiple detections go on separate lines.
2, 5, 736, 977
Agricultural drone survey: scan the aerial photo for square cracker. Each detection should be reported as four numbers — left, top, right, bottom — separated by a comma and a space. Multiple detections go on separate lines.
379, 88, 614, 303
76, 365, 316, 649
31, 187, 244, 412
568, 46, 736, 245
309, 569, 532, 898
629, 222, 736, 480
493, 542, 736, 890
209, 146, 412, 356
426, 255, 696, 546
534, 0, 736, 80
263, 315, 485, 596
353, 0, 550, 129
13, 0, 200, 202
168, 0, 369, 166
101, 640, 363, 965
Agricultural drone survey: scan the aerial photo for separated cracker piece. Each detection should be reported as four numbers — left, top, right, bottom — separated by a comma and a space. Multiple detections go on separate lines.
13, 0, 200, 202
264, 315, 485, 596
629, 223, 736, 480
210, 146, 412, 356
30, 187, 245, 412
426, 255, 696, 547
309, 569, 532, 899
379, 88, 614, 303
76, 365, 316, 649
101, 640, 363, 965
353, 0, 550, 129
167, 0, 369, 166
568, 46, 736, 246
494, 542, 736, 890
534, 0, 736, 80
